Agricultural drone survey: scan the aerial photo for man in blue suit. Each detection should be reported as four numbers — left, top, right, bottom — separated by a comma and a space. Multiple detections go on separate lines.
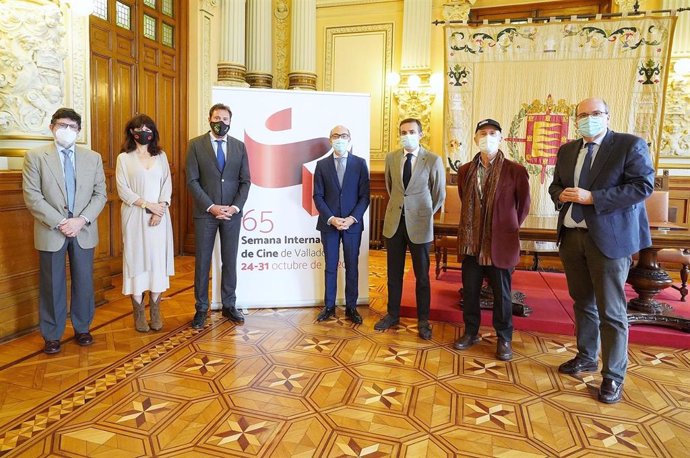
313, 125, 370, 324
549, 97, 655, 404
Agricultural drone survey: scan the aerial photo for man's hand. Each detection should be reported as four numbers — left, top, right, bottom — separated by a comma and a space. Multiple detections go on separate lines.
58, 217, 86, 238
559, 187, 593, 205
149, 214, 162, 226
210, 205, 234, 220
336, 216, 356, 230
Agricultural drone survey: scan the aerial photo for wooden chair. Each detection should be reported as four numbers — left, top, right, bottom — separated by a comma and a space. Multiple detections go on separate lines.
434, 185, 461, 279
640, 190, 689, 301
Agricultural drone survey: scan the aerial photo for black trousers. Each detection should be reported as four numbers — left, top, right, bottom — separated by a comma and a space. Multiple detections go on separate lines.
385, 216, 431, 322
461, 255, 514, 341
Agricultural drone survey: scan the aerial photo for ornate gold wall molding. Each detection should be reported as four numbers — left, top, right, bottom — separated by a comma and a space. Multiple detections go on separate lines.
273, 0, 290, 89
392, 72, 436, 146
442, 0, 476, 22
324, 23, 393, 160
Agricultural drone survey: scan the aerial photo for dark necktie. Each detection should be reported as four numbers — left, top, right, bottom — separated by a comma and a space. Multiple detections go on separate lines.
336, 156, 345, 186
61, 149, 76, 213
571, 142, 595, 223
216, 140, 225, 171
403, 153, 412, 189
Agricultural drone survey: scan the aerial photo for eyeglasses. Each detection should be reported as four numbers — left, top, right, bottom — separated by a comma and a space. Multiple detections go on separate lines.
55, 122, 80, 131
330, 133, 350, 140
575, 111, 608, 121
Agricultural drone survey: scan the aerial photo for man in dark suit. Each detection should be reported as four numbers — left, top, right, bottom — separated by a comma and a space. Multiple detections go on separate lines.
374, 118, 446, 340
186, 103, 251, 329
313, 125, 370, 324
23, 108, 107, 354
549, 97, 654, 404
453, 119, 530, 361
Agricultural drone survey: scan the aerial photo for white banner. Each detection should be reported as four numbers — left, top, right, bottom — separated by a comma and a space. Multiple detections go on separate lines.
210, 87, 371, 308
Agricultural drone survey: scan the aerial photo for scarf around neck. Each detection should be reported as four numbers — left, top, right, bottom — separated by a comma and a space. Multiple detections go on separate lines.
458, 150, 505, 265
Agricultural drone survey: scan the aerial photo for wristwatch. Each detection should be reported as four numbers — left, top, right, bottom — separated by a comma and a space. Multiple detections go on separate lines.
140, 202, 147, 210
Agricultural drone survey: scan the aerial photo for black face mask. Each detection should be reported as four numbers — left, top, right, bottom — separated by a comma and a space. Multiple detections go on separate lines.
210, 121, 230, 137
133, 130, 154, 145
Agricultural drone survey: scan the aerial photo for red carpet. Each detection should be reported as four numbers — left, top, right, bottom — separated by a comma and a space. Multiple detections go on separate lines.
400, 269, 690, 348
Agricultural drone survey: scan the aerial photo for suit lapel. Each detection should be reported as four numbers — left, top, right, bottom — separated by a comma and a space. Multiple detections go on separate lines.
45, 147, 68, 203
586, 130, 615, 188
409, 148, 428, 188
391, 150, 404, 192
326, 154, 340, 189
562, 141, 582, 188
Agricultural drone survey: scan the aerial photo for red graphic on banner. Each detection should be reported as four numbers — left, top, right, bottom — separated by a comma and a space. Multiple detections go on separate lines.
265, 108, 292, 131
244, 132, 329, 189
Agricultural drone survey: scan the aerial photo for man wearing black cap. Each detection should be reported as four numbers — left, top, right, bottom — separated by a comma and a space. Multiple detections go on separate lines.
453, 119, 530, 361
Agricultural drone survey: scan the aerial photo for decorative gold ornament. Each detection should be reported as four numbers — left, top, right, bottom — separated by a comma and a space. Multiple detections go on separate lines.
392, 73, 436, 144
443, 0, 476, 23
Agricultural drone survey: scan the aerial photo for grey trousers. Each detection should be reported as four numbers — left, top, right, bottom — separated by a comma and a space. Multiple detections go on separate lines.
39, 237, 95, 341
559, 228, 631, 383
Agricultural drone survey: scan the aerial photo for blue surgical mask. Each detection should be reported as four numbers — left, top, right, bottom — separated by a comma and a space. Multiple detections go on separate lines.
577, 116, 606, 138
332, 139, 349, 155
401, 134, 420, 151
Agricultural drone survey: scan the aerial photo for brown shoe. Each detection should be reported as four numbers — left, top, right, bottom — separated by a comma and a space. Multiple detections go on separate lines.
149, 294, 163, 331
496, 339, 513, 361
44, 340, 61, 354
75, 332, 93, 346
131, 296, 150, 332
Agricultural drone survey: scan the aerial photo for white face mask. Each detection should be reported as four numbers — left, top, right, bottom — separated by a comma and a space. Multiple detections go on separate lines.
332, 139, 349, 155
55, 127, 78, 148
478, 135, 500, 154
401, 134, 420, 151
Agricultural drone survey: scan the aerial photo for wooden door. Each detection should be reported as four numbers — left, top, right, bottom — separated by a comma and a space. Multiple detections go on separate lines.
89, 0, 187, 272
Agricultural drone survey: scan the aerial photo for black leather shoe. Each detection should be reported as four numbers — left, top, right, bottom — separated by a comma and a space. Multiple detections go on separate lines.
44, 340, 61, 354
558, 357, 598, 374
598, 378, 624, 404
374, 314, 399, 331
317, 307, 337, 322
222, 306, 245, 323
418, 321, 432, 340
345, 307, 363, 324
496, 339, 513, 361
453, 333, 480, 350
191, 311, 207, 329
75, 332, 94, 346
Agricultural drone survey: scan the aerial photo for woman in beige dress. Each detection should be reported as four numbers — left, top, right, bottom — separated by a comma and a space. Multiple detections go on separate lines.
116, 115, 174, 332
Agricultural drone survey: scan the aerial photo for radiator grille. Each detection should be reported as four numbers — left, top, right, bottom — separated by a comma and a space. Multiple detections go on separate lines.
369, 194, 385, 249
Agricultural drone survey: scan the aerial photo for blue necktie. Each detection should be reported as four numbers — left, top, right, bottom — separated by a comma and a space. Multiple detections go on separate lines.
336, 156, 346, 186
403, 153, 412, 189
61, 149, 76, 214
571, 142, 595, 223
216, 140, 225, 171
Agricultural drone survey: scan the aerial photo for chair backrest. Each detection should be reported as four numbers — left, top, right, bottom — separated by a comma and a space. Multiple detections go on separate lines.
444, 185, 461, 213
645, 190, 669, 223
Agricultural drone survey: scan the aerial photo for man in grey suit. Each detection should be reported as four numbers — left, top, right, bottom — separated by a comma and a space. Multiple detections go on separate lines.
374, 118, 446, 339
186, 103, 251, 329
22, 108, 107, 354
549, 97, 654, 404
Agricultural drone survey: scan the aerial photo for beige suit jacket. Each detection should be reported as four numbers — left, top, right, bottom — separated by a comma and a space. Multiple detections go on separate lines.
23, 144, 107, 252
383, 147, 446, 244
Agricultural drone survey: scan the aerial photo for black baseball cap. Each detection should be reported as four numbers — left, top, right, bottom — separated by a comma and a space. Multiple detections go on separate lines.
475, 118, 502, 132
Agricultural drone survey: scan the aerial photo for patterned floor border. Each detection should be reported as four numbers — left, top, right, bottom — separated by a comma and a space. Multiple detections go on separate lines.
0, 315, 224, 455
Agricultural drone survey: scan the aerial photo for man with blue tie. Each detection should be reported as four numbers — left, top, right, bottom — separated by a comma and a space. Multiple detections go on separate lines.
186, 103, 251, 329
313, 125, 370, 324
549, 97, 654, 404
22, 108, 107, 354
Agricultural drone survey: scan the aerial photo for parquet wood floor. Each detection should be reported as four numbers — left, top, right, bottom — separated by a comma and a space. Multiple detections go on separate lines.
1, 252, 689, 457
